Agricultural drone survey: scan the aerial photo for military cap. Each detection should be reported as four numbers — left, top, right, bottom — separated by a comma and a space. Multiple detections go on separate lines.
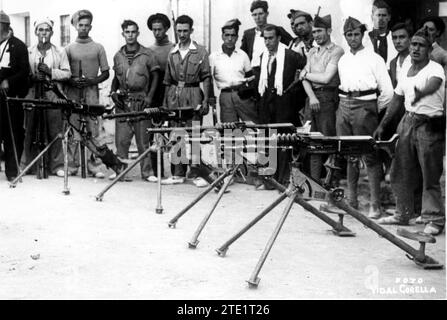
287, 9, 311, 21
250, 0, 268, 13
34, 18, 54, 31
222, 18, 241, 30
343, 16, 366, 34
71, 9, 93, 26
0, 10, 10, 24
147, 13, 171, 30
413, 27, 432, 46
313, 14, 331, 29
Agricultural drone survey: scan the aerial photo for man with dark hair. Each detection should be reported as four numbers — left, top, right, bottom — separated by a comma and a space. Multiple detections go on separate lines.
287, 9, 301, 51
298, 14, 344, 181
147, 13, 174, 108
210, 19, 258, 123
241, 0, 292, 67
0, 10, 30, 181
110, 20, 160, 182
161, 14, 214, 187
374, 28, 445, 235
389, 22, 412, 88
257, 24, 306, 187
65, 9, 110, 178
337, 16, 393, 218
367, 0, 397, 69
289, 10, 314, 58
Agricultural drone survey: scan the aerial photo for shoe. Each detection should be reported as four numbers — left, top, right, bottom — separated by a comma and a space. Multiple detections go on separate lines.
415, 216, 424, 224
93, 172, 105, 179
378, 215, 409, 225
423, 222, 444, 236
193, 177, 209, 188
109, 173, 117, 180
56, 169, 65, 177
161, 176, 185, 185
368, 204, 382, 219
147, 176, 158, 183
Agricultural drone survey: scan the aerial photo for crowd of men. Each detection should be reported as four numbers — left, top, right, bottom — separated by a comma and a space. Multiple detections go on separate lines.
0, 0, 445, 236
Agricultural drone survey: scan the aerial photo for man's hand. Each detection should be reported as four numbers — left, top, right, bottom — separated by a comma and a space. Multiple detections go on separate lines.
373, 125, 385, 141
143, 97, 153, 109
37, 63, 51, 76
299, 69, 307, 81
78, 78, 96, 88
309, 96, 320, 113
412, 86, 423, 105
0, 79, 9, 93
110, 92, 124, 109
199, 100, 210, 116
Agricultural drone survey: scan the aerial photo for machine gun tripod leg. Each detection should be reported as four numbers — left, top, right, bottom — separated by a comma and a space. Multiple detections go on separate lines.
187, 164, 241, 249
167, 167, 234, 228
9, 128, 70, 188
330, 193, 443, 270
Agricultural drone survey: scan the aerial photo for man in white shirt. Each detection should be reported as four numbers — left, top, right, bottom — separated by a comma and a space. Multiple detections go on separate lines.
337, 16, 393, 218
210, 19, 258, 123
374, 28, 445, 235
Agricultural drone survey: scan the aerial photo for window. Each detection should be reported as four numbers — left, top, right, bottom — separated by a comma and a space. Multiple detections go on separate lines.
24, 16, 30, 46
60, 14, 70, 47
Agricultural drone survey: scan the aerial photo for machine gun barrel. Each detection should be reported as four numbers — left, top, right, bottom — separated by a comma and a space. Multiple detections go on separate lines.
6, 97, 110, 117
146, 122, 296, 134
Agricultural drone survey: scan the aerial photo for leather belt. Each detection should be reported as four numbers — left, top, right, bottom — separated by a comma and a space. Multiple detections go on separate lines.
171, 80, 200, 88
221, 85, 241, 93
339, 89, 377, 97
312, 86, 338, 92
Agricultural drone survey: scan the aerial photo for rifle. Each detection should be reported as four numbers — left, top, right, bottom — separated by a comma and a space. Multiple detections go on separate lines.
146, 122, 297, 134
6, 97, 111, 117
172, 10, 178, 43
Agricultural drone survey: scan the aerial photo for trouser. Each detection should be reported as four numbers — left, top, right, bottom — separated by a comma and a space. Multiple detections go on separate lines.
66, 114, 103, 175
116, 118, 154, 178
219, 90, 259, 123
390, 112, 445, 226
22, 108, 64, 174
304, 88, 338, 180
336, 96, 381, 208
0, 98, 24, 179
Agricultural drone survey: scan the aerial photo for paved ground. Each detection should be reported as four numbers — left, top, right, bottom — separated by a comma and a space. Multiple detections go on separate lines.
0, 166, 445, 299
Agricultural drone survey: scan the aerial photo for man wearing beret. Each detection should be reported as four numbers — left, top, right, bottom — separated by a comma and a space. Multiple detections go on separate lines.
374, 28, 445, 235
241, 0, 292, 67
209, 19, 258, 123
109, 20, 160, 182
147, 13, 175, 109
21, 18, 71, 177
64, 9, 110, 178
0, 10, 30, 182
367, 0, 397, 70
288, 10, 314, 58
298, 14, 344, 181
337, 17, 393, 218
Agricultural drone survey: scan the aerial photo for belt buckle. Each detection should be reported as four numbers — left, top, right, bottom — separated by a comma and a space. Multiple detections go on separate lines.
178, 81, 185, 88
350, 91, 360, 98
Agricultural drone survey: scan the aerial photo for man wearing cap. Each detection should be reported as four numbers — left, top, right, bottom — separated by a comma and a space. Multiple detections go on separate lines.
161, 15, 213, 186
65, 9, 110, 178
258, 24, 306, 187
298, 14, 344, 181
210, 19, 258, 123
367, 0, 397, 70
110, 20, 160, 182
241, 0, 292, 67
289, 10, 314, 58
287, 10, 301, 52
0, 10, 30, 182
21, 18, 71, 177
147, 13, 175, 108
337, 16, 393, 218
374, 28, 445, 235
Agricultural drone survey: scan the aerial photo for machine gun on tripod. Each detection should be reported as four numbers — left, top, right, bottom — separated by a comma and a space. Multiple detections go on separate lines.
193, 133, 442, 288
6, 88, 126, 194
